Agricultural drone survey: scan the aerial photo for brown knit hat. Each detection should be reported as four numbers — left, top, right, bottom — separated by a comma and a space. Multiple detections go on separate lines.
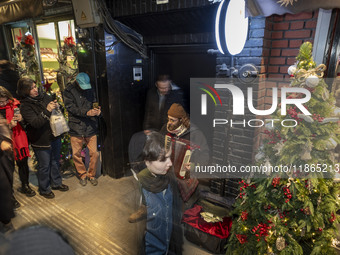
168, 103, 187, 119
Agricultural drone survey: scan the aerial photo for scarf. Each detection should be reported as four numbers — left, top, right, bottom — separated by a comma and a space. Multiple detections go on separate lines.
0, 99, 30, 160
138, 168, 170, 193
167, 124, 187, 137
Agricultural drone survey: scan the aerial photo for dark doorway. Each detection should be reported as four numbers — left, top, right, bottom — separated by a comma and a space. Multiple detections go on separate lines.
150, 45, 216, 153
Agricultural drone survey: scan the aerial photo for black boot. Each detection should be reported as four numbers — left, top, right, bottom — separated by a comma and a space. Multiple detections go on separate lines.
12, 195, 20, 209
18, 184, 36, 197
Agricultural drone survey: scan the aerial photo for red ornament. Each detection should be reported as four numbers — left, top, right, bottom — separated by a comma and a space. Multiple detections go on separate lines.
329, 212, 336, 223
272, 177, 280, 187
236, 234, 248, 244
64, 36, 75, 46
241, 211, 248, 221
24, 34, 35, 45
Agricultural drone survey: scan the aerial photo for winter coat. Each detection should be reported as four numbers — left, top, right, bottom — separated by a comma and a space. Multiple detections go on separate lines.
0, 116, 15, 222
63, 81, 98, 137
161, 123, 210, 166
143, 84, 184, 131
20, 92, 54, 150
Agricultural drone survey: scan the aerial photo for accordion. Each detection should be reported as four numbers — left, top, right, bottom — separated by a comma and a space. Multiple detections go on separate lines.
165, 134, 200, 179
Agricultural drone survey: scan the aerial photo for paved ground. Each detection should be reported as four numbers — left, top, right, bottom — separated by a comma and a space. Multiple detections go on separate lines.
8, 166, 213, 255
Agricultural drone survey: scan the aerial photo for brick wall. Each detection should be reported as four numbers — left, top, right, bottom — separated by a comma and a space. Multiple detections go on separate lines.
253, 11, 318, 157
212, 11, 318, 197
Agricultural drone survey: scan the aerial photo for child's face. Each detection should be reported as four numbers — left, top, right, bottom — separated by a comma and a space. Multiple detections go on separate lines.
146, 150, 172, 175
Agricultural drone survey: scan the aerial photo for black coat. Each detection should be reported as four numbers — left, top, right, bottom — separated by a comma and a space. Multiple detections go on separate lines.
0, 117, 15, 222
63, 82, 98, 137
20, 93, 54, 149
143, 86, 184, 131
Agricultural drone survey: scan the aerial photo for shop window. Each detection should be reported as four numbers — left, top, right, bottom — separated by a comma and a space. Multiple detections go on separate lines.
36, 20, 76, 90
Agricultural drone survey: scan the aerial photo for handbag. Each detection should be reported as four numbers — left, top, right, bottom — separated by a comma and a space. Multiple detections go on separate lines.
50, 108, 69, 137
177, 177, 199, 202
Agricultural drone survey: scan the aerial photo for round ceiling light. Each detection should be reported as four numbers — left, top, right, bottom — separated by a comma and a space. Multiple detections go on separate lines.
215, 0, 248, 55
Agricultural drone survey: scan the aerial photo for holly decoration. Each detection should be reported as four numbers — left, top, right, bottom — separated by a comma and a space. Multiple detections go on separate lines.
12, 32, 41, 82
226, 42, 340, 255
56, 25, 78, 90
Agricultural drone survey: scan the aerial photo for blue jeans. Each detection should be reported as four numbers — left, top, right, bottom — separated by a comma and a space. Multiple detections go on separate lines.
33, 138, 62, 194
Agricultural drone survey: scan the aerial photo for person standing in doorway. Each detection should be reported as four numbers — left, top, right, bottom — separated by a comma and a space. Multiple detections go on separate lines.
63, 72, 100, 186
143, 74, 184, 134
17, 78, 69, 199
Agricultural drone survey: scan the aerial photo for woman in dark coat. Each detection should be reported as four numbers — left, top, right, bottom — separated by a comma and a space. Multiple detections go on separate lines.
0, 115, 15, 228
17, 78, 69, 199
0, 86, 35, 197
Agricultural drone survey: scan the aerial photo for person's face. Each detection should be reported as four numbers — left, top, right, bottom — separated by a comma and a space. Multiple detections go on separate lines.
29, 83, 38, 98
156, 81, 171, 96
0, 97, 8, 107
146, 150, 172, 175
167, 115, 181, 131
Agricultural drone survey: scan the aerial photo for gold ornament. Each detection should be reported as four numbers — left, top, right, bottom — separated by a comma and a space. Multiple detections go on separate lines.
295, 64, 326, 85
277, 0, 297, 6
276, 236, 286, 251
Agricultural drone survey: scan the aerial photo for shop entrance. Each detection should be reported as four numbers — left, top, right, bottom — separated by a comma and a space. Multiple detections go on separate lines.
150, 45, 217, 150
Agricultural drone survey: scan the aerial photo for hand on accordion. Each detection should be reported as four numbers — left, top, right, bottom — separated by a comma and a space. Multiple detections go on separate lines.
184, 162, 191, 172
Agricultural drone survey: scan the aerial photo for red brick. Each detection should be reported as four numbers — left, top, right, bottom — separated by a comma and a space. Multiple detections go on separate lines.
313, 10, 319, 18
265, 21, 273, 30
273, 22, 289, 30
264, 81, 278, 88
268, 66, 279, 73
260, 65, 266, 73
289, 39, 303, 48
285, 12, 313, 21
262, 48, 270, 57
273, 15, 284, 22
272, 40, 288, 48
258, 89, 266, 98
290, 21, 304, 30
270, 57, 286, 65
285, 30, 311, 38
268, 74, 284, 79
282, 49, 300, 57
305, 20, 317, 29
264, 40, 271, 47
272, 31, 283, 39
280, 66, 289, 74
265, 96, 275, 104
266, 88, 273, 97
287, 57, 297, 65
264, 30, 271, 39
271, 49, 281, 56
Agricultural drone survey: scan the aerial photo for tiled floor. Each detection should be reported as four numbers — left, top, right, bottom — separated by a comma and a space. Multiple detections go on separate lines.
7, 166, 340, 255
9, 168, 213, 255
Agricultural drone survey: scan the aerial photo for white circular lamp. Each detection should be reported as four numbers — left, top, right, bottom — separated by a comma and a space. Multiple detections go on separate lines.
215, 0, 248, 55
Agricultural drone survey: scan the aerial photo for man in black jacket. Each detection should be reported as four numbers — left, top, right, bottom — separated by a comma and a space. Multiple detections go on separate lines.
143, 75, 184, 134
63, 73, 100, 186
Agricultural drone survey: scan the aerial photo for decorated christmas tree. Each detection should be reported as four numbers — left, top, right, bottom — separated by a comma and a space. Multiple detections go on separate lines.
226, 42, 340, 254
